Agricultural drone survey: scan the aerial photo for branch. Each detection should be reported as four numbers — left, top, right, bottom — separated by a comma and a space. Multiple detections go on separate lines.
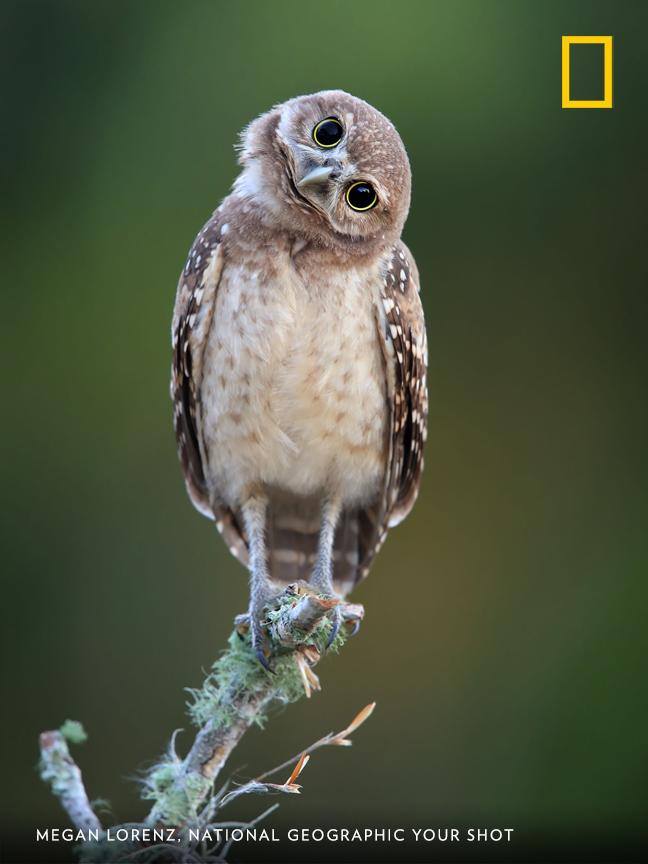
39, 725, 102, 834
36, 582, 369, 864
143, 582, 364, 827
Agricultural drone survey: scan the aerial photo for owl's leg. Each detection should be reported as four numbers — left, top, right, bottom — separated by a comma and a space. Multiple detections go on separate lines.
311, 495, 343, 649
241, 493, 275, 670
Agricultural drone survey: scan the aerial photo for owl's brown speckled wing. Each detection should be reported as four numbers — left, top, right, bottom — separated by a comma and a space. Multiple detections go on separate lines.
170, 213, 248, 563
353, 241, 428, 584
382, 242, 428, 526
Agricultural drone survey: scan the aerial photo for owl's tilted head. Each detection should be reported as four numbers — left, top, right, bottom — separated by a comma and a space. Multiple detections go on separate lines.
234, 90, 411, 255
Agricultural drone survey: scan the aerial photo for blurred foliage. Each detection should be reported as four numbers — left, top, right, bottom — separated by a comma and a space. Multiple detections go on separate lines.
2, 0, 648, 860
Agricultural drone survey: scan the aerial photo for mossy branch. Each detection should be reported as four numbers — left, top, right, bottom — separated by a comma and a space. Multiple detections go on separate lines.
38, 582, 367, 862
144, 582, 363, 826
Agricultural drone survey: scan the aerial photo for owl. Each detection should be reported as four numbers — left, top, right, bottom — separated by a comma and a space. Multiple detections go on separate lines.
171, 90, 427, 666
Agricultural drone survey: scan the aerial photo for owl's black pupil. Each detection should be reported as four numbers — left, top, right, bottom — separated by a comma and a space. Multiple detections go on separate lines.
348, 183, 376, 210
315, 118, 343, 146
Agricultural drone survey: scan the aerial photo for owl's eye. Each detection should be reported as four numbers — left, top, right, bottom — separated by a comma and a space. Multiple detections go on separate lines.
312, 117, 344, 148
345, 181, 378, 212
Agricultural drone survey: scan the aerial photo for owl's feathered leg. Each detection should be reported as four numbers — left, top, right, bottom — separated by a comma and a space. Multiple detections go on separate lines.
241, 493, 274, 670
311, 495, 343, 649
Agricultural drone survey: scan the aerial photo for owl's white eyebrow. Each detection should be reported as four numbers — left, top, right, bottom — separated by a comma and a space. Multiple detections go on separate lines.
293, 142, 320, 157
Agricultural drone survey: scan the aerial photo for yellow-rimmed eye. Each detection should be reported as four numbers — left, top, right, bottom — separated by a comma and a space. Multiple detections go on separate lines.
312, 117, 343, 148
346, 181, 378, 211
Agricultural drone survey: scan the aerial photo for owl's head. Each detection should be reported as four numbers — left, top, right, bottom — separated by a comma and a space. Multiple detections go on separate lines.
235, 90, 411, 255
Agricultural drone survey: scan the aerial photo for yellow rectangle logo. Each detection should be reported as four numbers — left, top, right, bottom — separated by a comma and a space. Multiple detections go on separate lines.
562, 35, 613, 108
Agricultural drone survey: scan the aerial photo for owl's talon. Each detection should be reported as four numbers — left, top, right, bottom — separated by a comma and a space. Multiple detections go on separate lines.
255, 645, 274, 672
325, 605, 342, 650
250, 615, 274, 671
346, 617, 361, 638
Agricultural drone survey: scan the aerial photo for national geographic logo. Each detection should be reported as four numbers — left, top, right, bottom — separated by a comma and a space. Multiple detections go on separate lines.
562, 35, 613, 108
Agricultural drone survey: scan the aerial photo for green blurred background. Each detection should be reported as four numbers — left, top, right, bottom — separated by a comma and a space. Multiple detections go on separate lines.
2, 1, 647, 861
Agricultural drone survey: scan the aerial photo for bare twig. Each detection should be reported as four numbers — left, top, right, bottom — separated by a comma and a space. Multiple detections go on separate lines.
38, 729, 102, 833
218, 752, 311, 808
232, 701, 376, 792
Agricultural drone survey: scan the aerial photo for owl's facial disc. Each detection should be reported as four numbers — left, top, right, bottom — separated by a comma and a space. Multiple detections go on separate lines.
238, 90, 411, 250
281, 109, 392, 238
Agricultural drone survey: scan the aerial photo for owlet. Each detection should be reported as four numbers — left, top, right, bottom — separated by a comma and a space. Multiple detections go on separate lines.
171, 90, 427, 665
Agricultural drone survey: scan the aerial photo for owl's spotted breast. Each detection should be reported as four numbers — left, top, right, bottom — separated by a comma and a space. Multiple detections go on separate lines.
200, 213, 388, 510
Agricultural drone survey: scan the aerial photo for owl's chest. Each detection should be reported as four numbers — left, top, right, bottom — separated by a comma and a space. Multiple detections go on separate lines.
200, 255, 388, 501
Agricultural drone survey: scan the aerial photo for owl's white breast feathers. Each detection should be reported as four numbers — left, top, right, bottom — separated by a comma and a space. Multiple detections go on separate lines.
199, 246, 388, 509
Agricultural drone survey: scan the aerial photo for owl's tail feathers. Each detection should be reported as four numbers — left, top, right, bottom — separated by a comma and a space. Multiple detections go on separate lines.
264, 491, 362, 596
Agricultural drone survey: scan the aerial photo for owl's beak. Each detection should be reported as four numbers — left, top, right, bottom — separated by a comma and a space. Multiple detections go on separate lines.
297, 165, 335, 188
